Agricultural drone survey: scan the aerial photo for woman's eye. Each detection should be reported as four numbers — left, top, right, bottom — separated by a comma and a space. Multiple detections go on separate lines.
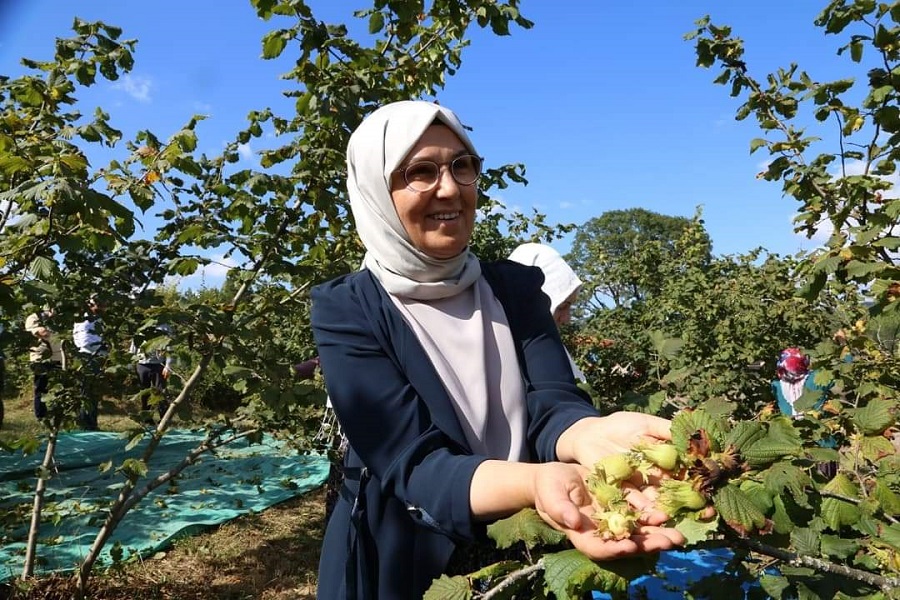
406, 163, 436, 182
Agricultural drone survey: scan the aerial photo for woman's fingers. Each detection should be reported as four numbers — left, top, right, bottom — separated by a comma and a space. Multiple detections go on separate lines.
620, 482, 669, 526
565, 525, 685, 561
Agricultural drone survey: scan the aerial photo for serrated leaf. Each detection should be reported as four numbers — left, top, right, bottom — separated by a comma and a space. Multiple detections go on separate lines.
725, 421, 766, 452
671, 408, 726, 453
771, 495, 795, 534
877, 523, 900, 551
762, 462, 812, 503
805, 447, 840, 463
872, 480, 900, 516
741, 418, 801, 467
542, 550, 629, 600
851, 398, 895, 435
673, 514, 719, 545
423, 574, 471, 600
29, 256, 57, 279
759, 573, 791, 598
860, 435, 895, 462
791, 527, 820, 555
740, 479, 774, 513
713, 484, 767, 536
820, 534, 859, 559
821, 474, 861, 531
487, 508, 565, 550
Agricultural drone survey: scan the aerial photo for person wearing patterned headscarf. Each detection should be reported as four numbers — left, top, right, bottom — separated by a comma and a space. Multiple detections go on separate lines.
310, 101, 685, 599
771, 347, 829, 418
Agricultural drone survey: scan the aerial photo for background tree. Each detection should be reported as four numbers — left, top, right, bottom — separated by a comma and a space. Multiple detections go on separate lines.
567, 207, 711, 310
0, 1, 563, 595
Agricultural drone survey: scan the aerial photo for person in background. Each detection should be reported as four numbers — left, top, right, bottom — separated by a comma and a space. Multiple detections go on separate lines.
130, 323, 173, 423
310, 101, 684, 599
73, 294, 108, 430
771, 347, 830, 418
25, 306, 64, 420
771, 346, 836, 479
508, 242, 586, 381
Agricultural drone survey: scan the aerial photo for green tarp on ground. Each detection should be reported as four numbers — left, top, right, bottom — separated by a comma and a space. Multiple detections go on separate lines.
0, 429, 330, 581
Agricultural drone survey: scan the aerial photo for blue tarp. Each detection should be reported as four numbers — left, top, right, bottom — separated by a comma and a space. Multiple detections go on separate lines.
592, 548, 764, 599
0, 429, 330, 581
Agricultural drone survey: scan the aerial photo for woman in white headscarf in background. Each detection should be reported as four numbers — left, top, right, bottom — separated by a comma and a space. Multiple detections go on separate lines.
509, 242, 586, 381
310, 100, 684, 599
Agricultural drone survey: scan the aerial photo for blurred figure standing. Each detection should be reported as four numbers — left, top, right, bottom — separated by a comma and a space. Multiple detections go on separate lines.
25, 306, 64, 420
131, 323, 174, 423
73, 294, 108, 430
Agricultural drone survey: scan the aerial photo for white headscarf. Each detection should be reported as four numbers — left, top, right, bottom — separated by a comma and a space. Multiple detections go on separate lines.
508, 243, 583, 315
345, 101, 528, 460
508, 242, 586, 382
347, 101, 482, 300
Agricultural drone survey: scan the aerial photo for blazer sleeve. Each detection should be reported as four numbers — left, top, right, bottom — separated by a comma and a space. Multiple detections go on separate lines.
311, 275, 486, 542
488, 262, 600, 462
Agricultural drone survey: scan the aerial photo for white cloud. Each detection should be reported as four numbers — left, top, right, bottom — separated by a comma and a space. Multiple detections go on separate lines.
559, 201, 574, 210
193, 101, 213, 113
237, 143, 253, 161
111, 75, 153, 103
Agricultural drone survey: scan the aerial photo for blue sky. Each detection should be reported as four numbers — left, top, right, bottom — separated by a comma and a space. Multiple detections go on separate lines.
1, 1, 859, 286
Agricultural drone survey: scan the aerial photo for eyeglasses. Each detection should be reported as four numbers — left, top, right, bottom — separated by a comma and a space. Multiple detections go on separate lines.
394, 154, 483, 193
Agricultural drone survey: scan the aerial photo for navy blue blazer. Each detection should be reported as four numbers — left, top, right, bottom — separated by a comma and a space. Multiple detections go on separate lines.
311, 260, 598, 599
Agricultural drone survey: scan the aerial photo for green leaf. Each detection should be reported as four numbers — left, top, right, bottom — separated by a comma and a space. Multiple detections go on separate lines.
725, 421, 766, 452
423, 575, 471, 600
877, 522, 900, 550
740, 418, 801, 467
674, 514, 719, 545
713, 484, 767, 535
762, 461, 810, 495
29, 256, 57, 279
771, 495, 795, 533
791, 527, 820, 555
261, 31, 287, 59
872, 480, 900, 515
368, 11, 385, 34
850, 398, 895, 435
125, 430, 145, 451
821, 474, 862, 531
749, 137, 768, 154
759, 573, 791, 598
487, 508, 565, 550
542, 550, 630, 600
671, 408, 726, 453
860, 435, 895, 462
820, 534, 859, 559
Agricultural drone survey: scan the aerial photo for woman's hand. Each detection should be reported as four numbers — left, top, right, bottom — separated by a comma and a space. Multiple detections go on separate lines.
557, 412, 673, 470
532, 462, 685, 560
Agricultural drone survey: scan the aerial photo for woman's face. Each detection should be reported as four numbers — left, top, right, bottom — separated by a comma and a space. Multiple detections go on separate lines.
390, 125, 477, 259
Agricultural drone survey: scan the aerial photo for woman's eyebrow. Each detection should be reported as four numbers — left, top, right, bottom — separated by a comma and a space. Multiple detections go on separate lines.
403, 148, 470, 164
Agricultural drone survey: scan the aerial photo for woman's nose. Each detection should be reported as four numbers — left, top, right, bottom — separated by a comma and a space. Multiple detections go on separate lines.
434, 165, 461, 198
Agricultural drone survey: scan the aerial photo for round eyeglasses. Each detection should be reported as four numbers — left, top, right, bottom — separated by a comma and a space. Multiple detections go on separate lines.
395, 154, 483, 193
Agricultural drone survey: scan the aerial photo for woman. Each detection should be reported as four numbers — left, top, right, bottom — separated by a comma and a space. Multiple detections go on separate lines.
509, 242, 586, 380
311, 101, 684, 599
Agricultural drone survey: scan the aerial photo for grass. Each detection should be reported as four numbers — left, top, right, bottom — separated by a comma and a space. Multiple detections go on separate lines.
0, 383, 324, 599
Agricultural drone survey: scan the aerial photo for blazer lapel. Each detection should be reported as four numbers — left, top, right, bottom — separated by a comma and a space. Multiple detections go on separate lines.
356, 271, 472, 449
